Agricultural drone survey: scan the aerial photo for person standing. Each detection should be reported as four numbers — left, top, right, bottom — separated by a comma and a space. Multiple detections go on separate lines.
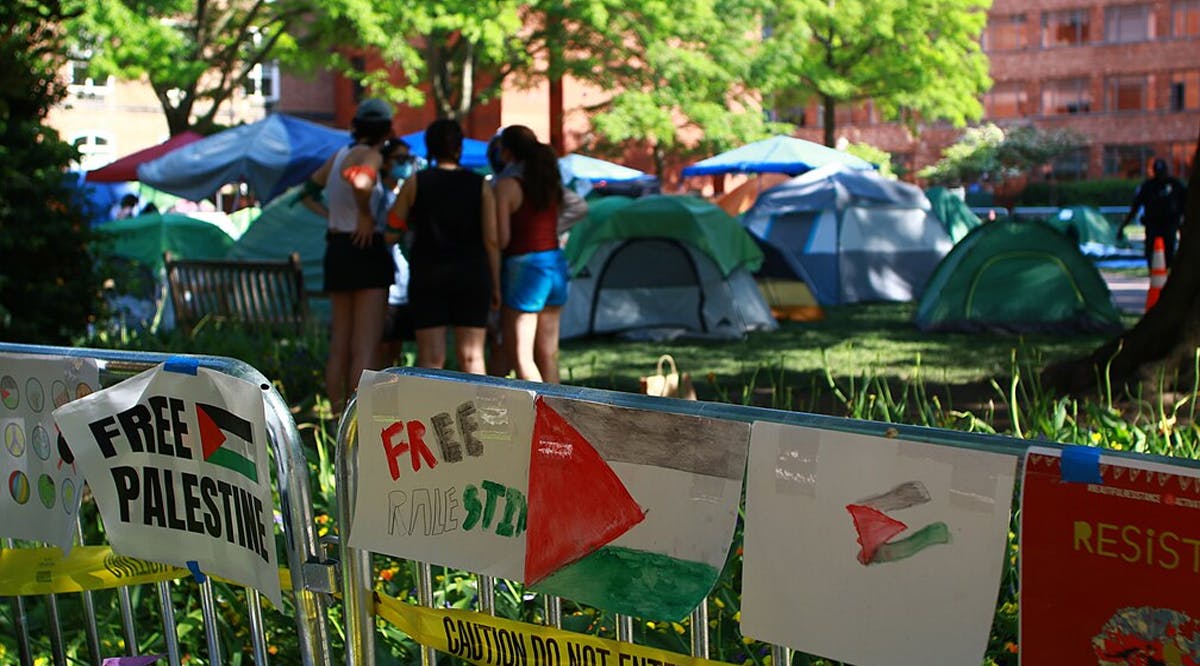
493, 125, 571, 383
375, 137, 416, 367
1120, 158, 1187, 269
387, 119, 499, 374
302, 98, 395, 415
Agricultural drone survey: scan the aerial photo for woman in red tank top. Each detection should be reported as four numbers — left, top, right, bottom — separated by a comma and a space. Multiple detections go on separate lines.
493, 126, 571, 383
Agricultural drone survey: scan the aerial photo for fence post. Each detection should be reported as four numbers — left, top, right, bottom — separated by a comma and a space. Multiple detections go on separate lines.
336, 401, 376, 666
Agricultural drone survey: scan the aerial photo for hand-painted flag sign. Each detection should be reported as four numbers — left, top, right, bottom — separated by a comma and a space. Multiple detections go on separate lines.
52, 363, 281, 607
349, 372, 647, 586
741, 423, 1016, 666
0, 352, 98, 552
1021, 447, 1200, 665
529, 396, 749, 621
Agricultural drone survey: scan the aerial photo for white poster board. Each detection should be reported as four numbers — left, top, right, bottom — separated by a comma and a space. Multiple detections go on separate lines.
0, 352, 99, 551
741, 422, 1017, 665
53, 363, 282, 607
349, 371, 537, 580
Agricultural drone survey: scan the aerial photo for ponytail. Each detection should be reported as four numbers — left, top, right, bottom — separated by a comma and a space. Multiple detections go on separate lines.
500, 125, 562, 211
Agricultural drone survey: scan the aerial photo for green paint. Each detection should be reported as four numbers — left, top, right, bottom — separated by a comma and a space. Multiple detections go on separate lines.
481, 479, 505, 528
872, 522, 951, 563
462, 481, 525, 537
463, 485, 481, 530
531, 545, 719, 621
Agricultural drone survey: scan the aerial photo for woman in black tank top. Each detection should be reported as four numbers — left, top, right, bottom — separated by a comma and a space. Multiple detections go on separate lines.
386, 119, 500, 374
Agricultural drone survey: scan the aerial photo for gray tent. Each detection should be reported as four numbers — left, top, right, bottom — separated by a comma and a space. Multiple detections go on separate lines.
742, 164, 952, 305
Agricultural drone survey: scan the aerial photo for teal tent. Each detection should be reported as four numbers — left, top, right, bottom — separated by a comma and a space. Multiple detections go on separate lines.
226, 188, 326, 291
915, 220, 1123, 333
98, 212, 235, 272
925, 187, 983, 243
1045, 205, 1120, 245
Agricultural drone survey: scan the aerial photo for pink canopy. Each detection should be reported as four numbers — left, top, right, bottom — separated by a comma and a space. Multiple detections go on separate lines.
85, 131, 204, 183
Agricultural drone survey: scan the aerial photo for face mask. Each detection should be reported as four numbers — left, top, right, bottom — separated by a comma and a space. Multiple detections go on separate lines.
391, 162, 414, 180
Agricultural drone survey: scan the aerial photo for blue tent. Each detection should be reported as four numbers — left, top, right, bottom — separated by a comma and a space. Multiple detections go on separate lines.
559, 153, 646, 182
681, 135, 874, 177
138, 114, 350, 203
400, 131, 489, 170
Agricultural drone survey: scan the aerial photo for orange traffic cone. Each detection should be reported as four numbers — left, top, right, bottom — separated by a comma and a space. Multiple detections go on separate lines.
1145, 237, 1168, 310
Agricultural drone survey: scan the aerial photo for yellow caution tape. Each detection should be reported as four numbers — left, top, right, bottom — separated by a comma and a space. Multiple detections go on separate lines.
376, 595, 735, 666
0, 546, 187, 596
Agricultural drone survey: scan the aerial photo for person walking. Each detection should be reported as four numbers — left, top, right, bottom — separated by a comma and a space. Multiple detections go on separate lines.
1120, 158, 1187, 269
493, 125, 571, 383
302, 98, 395, 415
387, 119, 499, 374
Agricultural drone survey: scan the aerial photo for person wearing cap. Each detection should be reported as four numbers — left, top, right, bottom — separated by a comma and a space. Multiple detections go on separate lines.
302, 97, 396, 414
1120, 158, 1187, 270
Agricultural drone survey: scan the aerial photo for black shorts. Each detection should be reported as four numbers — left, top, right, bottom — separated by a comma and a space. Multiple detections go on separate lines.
383, 303, 415, 341
323, 232, 394, 292
408, 261, 491, 329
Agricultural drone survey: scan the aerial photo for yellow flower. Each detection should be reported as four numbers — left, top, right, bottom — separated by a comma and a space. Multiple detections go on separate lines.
268, 645, 279, 655
672, 622, 685, 634
732, 611, 741, 622
742, 636, 755, 645
713, 598, 725, 609
646, 621, 656, 630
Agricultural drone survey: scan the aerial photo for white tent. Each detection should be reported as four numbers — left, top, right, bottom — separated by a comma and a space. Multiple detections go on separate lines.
742, 164, 952, 305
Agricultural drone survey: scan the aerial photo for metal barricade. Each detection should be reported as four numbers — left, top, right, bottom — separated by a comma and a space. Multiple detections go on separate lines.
336, 367, 1058, 666
0, 343, 335, 666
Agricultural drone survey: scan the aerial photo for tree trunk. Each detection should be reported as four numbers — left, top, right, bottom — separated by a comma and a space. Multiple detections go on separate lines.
822, 94, 836, 148
1043, 124, 1200, 397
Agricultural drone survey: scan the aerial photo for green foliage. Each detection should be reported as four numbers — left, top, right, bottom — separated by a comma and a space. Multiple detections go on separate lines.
758, 0, 992, 146
920, 123, 1087, 187
842, 142, 896, 178
0, 0, 106, 344
1015, 179, 1140, 207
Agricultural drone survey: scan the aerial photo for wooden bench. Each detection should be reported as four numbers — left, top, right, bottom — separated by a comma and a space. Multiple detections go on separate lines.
163, 251, 311, 333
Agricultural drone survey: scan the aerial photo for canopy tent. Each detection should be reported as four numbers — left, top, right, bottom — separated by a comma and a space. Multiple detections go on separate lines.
558, 154, 646, 182
915, 220, 1123, 333
715, 173, 790, 217
561, 195, 775, 340
85, 132, 205, 183
742, 163, 951, 305
138, 114, 350, 203
681, 135, 874, 177
97, 212, 235, 273
399, 130, 489, 170
925, 187, 983, 243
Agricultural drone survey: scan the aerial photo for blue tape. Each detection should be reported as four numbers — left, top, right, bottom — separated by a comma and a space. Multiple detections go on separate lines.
163, 357, 199, 375
185, 560, 207, 584
1061, 446, 1103, 484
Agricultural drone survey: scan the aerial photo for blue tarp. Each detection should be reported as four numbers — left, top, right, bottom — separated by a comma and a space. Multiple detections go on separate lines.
399, 131, 490, 170
681, 135, 874, 177
138, 114, 351, 203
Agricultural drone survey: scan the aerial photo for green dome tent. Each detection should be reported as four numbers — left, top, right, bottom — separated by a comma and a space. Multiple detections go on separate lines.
925, 187, 983, 243
98, 212, 235, 272
915, 220, 1123, 333
1044, 205, 1120, 245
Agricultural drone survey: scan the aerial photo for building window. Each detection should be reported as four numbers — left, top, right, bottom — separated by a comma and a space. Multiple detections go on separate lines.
1166, 141, 1195, 178
1105, 5, 1153, 42
1051, 148, 1089, 181
1170, 70, 1200, 110
1173, 0, 1200, 36
243, 61, 280, 103
984, 82, 1030, 118
67, 59, 112, 98
1106, 75, 1148, 111
1103, 144, 1153, 177
1042, 9, 1091, 46
984, 14, 1028, 50
70, 132, 115, 171
1042, 78, 1092, 115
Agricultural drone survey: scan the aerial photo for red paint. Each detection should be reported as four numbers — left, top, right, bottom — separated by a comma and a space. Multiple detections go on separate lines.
381, 420, 438, 481
1021, 452, 1200, 664
196, 405, 227, 460
846, 504, 908, 565
524, 398, 645, 584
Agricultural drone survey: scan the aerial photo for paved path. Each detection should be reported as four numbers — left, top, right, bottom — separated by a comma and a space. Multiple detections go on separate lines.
1102, 271, 1149, 315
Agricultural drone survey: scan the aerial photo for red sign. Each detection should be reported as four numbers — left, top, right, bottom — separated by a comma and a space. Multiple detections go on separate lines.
1021, 448, 1200, 664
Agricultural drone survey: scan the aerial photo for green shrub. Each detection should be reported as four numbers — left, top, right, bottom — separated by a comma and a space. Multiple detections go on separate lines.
1014, 179, 1139, 207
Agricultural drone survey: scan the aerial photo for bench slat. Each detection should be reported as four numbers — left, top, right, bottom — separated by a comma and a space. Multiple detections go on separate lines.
164, 252, 310, 333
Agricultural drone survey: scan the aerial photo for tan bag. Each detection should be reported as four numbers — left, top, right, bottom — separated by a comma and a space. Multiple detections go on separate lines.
639, 354, 697, 400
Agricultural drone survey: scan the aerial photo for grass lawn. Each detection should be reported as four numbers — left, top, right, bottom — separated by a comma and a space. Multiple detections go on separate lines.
559, 302, 1139, 410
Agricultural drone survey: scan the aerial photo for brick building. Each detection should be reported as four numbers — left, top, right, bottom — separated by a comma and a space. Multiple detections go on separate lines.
785, 0, 1200, 180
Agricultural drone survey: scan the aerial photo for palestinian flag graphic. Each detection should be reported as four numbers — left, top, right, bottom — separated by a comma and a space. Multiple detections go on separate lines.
529, 396, 749, 621
196, 402, 258, 482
